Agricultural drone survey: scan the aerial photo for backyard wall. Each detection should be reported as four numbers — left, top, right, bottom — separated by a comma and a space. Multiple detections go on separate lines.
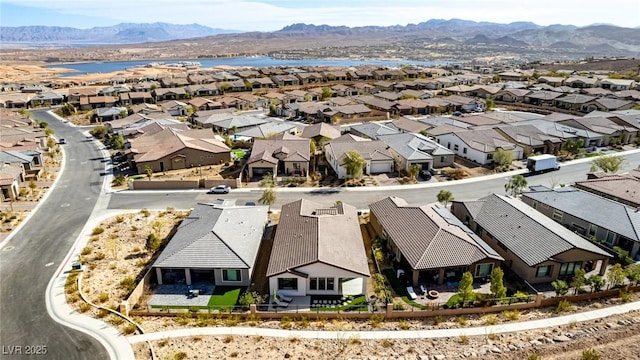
131, 178, 240, 190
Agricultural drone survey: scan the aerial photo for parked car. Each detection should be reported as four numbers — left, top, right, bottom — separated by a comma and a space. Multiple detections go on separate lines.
207, 185, 231, 194
419, 169, 432, 181
58, 138, 67, 144
245, 201, 256, 206
452, 111, 463, 117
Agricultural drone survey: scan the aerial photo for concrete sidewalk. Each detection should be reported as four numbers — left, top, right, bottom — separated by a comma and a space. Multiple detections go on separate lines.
128, 300, 640, 344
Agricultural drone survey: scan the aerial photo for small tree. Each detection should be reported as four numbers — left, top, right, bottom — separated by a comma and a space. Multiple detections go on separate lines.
144, 165, 153, 181
551, 279, 569, 296
145, 233, 161, 252
490, 267, 507, 300
239, 291, 265, 307
485, 98, 495, 110
493, 149, 513, 170
625, 264, 640, 285
591, 154, 624, 173
607, 263, 626, 288
457, 271, 474, 305
259, 187, 276, 209
343, 150, 366, 179
28, 180, 37, 196
587, 275, 605, 292
436, 189, 454, 207
570, 268, 586, 294
320, 86, 333, 101
408, 164, 421, 181
561, 138, 584, 155
504, 175, 527, 197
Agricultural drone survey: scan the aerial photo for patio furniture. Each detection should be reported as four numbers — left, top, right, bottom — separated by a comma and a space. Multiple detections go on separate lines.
277, 291, 293, 302
420, 284, 427, 294
428, 290, 440, 299
273, 298, 289, 307
406, 286, 418, 300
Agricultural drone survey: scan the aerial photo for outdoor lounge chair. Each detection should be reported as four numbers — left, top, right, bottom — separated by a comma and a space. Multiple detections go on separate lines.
406, 286, 418, 300
276, 291, 293, 302
273, 298, 289, 307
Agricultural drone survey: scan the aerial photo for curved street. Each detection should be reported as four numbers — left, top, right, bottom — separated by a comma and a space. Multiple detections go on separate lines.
0, 110, 109, 360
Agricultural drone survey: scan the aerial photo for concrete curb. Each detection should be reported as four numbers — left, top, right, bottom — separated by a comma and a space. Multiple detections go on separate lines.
127, 300, 640, 344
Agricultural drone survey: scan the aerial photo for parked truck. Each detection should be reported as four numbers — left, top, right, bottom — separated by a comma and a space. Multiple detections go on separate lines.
526, 154, 560, 173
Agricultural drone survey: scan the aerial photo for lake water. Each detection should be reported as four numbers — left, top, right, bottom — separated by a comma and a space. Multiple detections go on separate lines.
47, 56, 449, 76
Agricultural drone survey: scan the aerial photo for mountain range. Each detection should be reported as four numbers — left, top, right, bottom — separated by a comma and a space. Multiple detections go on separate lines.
0, 22, 238, 44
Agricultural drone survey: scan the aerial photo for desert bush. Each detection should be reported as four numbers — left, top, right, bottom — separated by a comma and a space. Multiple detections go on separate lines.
433, 315, 443, 326
458, 335, 469, 345
91, 227, 105, 235
122, 323, 137, 335
483, 314, 499, 325
456, 315, 468, 326
81, 246, 92, 255
94, 252, 106, 261
502, 310, 520, 321
369, 314, 384, 328
78, 302, 91, 313
145, 233, 161, 252
97, 293, 109, 303
380, 339, 394, 348
280, 316, 293, 329
581, 348, 601, 360
222, 335, 233, 344
173, 352, 187, 360
554, 300, 573, 314
140, 208, 151, 217
119, 277, 136, 293
397, 319, 410, 330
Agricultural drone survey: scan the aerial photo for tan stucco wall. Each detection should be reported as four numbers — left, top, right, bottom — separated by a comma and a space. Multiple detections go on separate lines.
135, 148, 230, 173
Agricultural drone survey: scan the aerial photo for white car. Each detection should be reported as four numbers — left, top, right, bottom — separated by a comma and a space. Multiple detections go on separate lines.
207, 185, 230, 194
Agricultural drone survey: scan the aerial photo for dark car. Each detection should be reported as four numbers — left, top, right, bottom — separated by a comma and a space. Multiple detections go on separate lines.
58, 138, 67, 144
419, 169, 432, 181
452, 111, 463, 117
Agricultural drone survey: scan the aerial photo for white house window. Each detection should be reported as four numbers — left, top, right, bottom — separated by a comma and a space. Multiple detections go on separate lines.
278, 278, 298, 290
535, 265, 553, 278
310, 277, 335, 291
552, 209, 563, 222
474, 263, 494, 278
588, 224, 597, 237
222, 269, 241, 282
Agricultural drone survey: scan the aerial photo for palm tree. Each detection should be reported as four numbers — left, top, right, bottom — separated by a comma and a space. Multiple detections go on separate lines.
437, 189, 454, 207
259, 187, 276, 210
504, 175, 527, 196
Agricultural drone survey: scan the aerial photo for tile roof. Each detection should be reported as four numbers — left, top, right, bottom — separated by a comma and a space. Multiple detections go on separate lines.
324, 139, 393, 164
153, 202, 268, 269
247, 134, 310, 164
349, 122, 400, 139
460, 194, 611, 266
390, 117, 431, 133
522, 187, 640, 242
235, 122, 298, 139
369, 197, 502, 270
266, 199, 370, 277
130, 128, 229, 162
378, 133, 454, 161
575, 175, 640, 207
451, 128, 517, 152
300, 123, 341, 140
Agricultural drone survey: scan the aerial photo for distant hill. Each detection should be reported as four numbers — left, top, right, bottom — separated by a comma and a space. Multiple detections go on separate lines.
0, 22, 239, 44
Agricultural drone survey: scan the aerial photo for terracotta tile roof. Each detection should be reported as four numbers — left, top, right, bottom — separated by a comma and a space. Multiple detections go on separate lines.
130, 128, 229, 162
266, 199, 370, 277
247, 135, 310, 164
369, 197, 502, 270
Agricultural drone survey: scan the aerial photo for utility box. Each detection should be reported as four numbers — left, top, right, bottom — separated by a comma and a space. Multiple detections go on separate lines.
71, 260, 83, 271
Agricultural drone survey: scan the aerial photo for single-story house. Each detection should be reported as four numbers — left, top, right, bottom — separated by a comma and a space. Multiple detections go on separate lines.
494, 124, 563, 155
246, 133, 310, 178
349, 122, 400, 140
129, 128, 231, 173
451, 194, 612, 284
435, 128, 524, 165
378, 132, 455, 172
599, 79, 635, 92
324, 136, 394, 178
160, 100, 189, 117
575, 173, 640, 208
267, 199, 370, 297
235, 121, 299, 140
521, 186, 640, 260
369, 197, 504, 286
119, 92, 153, 105
153, 200, 269, 286
153, 88, 187, 102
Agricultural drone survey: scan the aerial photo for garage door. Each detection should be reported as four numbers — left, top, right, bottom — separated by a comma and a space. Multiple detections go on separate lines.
370, 161, 392, 174
252, 167, 273, 176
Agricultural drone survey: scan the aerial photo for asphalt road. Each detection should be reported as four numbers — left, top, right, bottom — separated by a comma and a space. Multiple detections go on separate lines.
0, 110, 109, 360
108, 152, 640, 211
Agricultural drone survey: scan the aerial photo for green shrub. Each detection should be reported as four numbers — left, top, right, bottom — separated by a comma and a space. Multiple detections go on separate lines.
94, 252, 106, 261
369, 314, 384, 328
456, 315, 468, 326
397, 319, 410, 330
91, 227, 105, 235
140, 208, 151, 217
483, 314, 499, 325
554, 300, 573, 314
458, 335, 469, 345
173, 352, 188, 360
433, 315, 443, 325
280, 316, 292, 329
122, 323, 137, 335
145, 233, 161, 252
119, 277, 136, 293
581, 348, 601, 360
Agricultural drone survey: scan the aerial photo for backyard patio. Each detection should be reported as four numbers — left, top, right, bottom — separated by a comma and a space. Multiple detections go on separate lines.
147, 284, 241, 310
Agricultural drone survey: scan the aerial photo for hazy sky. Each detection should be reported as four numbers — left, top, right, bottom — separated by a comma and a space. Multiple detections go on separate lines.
1, 0, 639, 30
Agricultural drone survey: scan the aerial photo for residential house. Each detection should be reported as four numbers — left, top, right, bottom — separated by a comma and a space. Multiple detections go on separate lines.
245, 77, 275, 89
599, 79, 635, 91
270, 75, 300, 87
389, 117, 431, 134
442, 95, 484, 113
129, 128, 231, 173
153, 200, 268, 286
0, 150, 43, 177
369, 197, 504, 286
554, 94, 597, 112
575, 173, 640, 208
185, 84, 219, 97
119, 92, 153, 106
0, 93, 32, 109
188, 97, 218, 111
159, 76, 189, 88
349, 122, 400, 140
565, 76, 598, 89
451, 194, 612, 284
97, 107, 127, 122
99, 85, 130, 96
511, 119, 604, 148
558, 116, 634, 145
79, 95, 117, 110
28, 92, 65, 108
521, 186, 640, 260
435, 128, 524, 165
323, 70, 348, 82
324, 137, 394, 178
235, 121, 299, 140
267, 199, 370, 297
295, 72, 323, 85
378, 132, 455, 172
583, 98, 636, 112
160, 100, 189, 117
524, 91, 563, 107
537, 76, 566, 87
0, 163, 23, 201
246, 134, 310, 178
130, 103, 163, 115
209, 114, 269, 133
495, 89, 531, 103
494, 124, 563, 155
354, 95, 397, 113
66, 87, 98, 105
300, 123, 342, 143
152, 88, 187, 102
